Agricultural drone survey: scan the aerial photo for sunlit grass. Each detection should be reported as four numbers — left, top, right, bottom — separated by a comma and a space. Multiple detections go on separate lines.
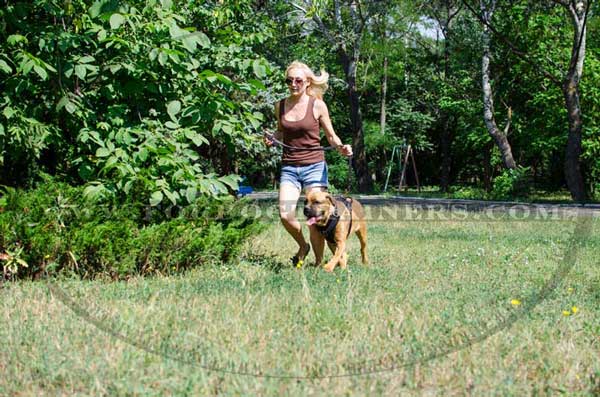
1, 207, 599, 396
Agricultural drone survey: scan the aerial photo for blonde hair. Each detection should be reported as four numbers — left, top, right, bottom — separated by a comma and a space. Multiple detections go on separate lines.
285, 61, 329, 100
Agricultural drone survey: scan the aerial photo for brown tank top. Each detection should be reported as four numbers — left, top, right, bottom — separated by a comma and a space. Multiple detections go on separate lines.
279, 97, 324, 165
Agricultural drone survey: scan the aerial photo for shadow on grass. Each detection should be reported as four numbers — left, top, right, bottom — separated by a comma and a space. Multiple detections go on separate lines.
239, 252, 288, 273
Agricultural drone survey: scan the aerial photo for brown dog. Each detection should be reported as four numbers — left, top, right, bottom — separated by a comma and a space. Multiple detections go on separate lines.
303, 191, 368, 272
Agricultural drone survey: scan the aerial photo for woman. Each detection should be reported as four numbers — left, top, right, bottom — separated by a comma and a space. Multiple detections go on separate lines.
265, 61, 353, 267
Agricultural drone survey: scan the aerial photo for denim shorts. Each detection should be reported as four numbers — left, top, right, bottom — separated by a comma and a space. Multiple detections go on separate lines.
280, 161, 328, 190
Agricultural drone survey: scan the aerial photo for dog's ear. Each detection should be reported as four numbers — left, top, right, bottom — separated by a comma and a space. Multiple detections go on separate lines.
326, 193, 335, 207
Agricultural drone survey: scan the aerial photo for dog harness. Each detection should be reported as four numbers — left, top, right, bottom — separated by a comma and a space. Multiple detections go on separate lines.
316, 197, 353, 244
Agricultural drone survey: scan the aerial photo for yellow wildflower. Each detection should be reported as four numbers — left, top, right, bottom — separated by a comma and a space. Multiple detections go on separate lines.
562, 310, 571, 316
511, 299, 521, 306
571, 306, 579, 314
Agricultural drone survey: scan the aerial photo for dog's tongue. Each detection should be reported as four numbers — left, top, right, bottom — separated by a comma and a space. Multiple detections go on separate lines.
307, 217, 318, 226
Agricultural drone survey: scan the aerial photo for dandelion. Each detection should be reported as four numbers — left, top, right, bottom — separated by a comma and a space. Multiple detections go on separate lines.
562, 310, 571, 316
296, 260, 303, 269
511, 299, 521, 306
567, 287, 574, 294
571, 306, 579, 314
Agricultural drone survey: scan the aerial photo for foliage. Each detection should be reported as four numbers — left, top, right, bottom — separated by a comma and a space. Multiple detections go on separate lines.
1, 0, 600, 204
581, 42, 600, 196
325, 152, 355, 193
0, 0, 276, 206
0, 179, 263, 280
448, 185, 488, 200
490, 166, 532, 200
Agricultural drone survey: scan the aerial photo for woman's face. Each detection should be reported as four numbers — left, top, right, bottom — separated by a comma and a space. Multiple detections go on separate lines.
286, 68, 309, 97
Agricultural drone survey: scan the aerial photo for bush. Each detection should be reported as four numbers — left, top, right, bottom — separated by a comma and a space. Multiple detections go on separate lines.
326, 153, 355, 193
490, 166, 532, 200
0, 180, 263, 280
449, 186, 487, 200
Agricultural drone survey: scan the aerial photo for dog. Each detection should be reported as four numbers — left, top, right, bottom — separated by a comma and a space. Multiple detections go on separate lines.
303, 191, 368, 272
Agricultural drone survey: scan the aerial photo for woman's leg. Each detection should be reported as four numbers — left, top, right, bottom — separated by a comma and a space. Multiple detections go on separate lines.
279, 183, 310, 261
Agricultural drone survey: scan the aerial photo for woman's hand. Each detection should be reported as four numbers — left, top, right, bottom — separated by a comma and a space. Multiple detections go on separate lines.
337, 144, 353, 157
264, 131, 275, 147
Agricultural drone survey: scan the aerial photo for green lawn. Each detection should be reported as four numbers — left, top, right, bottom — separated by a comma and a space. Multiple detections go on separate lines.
2, 207, 599, 396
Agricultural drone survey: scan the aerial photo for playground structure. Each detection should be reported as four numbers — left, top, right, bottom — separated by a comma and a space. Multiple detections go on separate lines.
384, 144, 421, 193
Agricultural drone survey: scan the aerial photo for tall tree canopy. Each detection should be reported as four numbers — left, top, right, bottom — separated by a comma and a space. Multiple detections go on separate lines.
1, 0, 598, 199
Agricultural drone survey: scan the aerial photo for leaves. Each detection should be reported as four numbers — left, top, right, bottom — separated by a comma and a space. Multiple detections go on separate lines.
185, 186, 198, 203
83, 182, 108, 201
109, 13, 125, 30
184, 130, 209, 147
0, 0, 277, 199
0, 59, 13, 74
150, 191, 164, 206
167, 100, 181, 120
7, 34, 28, 46
252, 59, 267, 78
96, 147, 111, 157
219, 174, 241, 191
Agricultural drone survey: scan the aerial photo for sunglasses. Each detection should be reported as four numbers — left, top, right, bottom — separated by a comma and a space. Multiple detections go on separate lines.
285, 77, 306, 85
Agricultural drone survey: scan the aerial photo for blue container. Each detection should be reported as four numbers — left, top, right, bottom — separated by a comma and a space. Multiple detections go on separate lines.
237, 185, 253, 197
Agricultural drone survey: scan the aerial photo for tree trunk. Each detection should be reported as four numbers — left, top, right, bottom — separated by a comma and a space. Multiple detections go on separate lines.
380, 56, 388, 135
562, 79, 586, 201
339, 50, 372, 192
439, 118, 452, 192
560, 0, 588, 202
481, 2, 517, 169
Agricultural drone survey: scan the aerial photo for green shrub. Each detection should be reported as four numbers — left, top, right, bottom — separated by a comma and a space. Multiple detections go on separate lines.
326, 153, 355, 193
490, 166, 532, 200
0, 180, 263, 280
449, 186, 487, 200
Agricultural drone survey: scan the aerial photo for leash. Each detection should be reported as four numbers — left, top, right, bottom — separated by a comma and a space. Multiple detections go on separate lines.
263, 129, 354, 193
264, 131, 336, 151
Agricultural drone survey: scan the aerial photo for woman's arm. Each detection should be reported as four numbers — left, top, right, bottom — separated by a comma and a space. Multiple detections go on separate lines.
315, 99, 353, 157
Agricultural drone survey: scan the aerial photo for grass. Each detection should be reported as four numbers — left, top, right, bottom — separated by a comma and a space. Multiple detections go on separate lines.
1, 206, 600, 396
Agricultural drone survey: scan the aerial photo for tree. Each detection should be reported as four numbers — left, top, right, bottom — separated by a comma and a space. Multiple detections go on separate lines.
0, 0, 275, 204
462, 0, 592, 201
423, 0, 464, 191
553, 0, 590, 201
290, 0, 378, 192
479, 0, 517, 169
